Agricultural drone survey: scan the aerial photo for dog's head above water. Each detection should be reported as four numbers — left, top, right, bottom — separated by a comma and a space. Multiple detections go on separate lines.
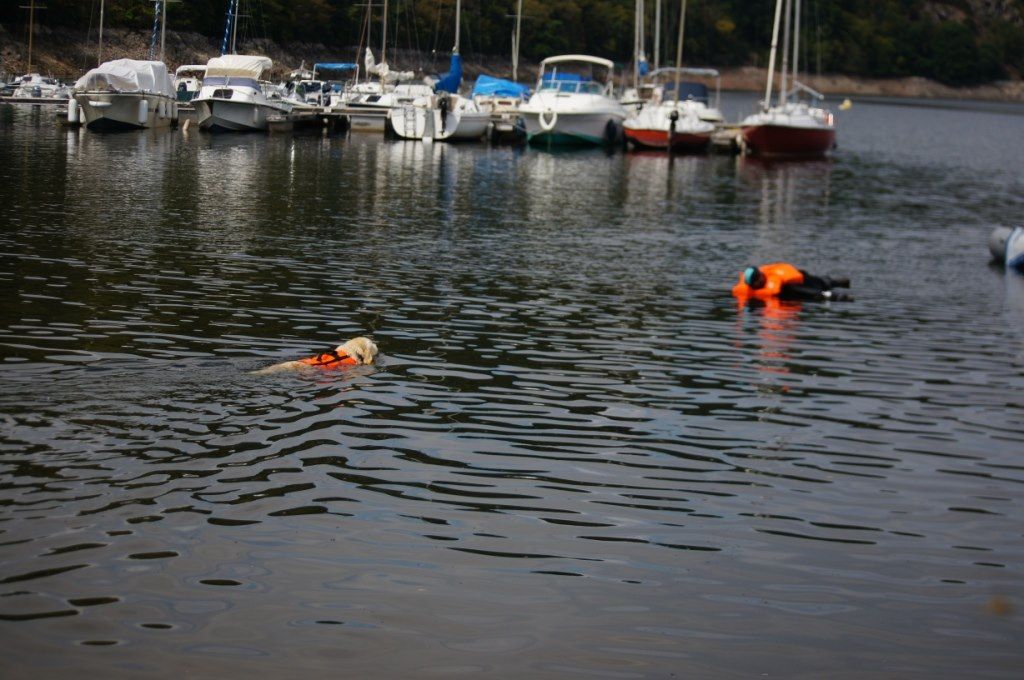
337, 336, 378, 365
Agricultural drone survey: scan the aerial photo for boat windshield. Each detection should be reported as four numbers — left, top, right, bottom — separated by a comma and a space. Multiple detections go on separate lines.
203, 76, 260, 90
539, 81, 604, 95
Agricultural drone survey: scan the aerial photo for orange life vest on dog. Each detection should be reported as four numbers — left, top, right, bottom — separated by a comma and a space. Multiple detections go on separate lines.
297, 350, 359, 368
732, 263, 804, 300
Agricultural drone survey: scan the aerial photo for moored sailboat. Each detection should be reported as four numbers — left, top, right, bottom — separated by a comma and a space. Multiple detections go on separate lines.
740, 0, 835, 159
623, 0, 719, 153
387, 0, 490, 142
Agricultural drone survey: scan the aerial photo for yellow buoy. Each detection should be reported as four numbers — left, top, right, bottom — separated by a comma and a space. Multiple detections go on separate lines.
839, 98, 853, 111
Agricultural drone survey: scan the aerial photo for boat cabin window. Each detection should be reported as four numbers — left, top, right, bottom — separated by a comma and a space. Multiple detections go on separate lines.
539, 80, 603, 95
203, 76, 260, 90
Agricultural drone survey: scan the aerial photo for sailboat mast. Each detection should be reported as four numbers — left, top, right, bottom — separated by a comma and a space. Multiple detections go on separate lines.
763, 0, 783, 110
230, 0, 239, 54
633, 0, 640, 90
792, 0, 801, 86
779, 0, 792, 105
160, 0, 167, 62
98, 0, 105, 65
28, 0, 35, 74
381, 0, 388, 66
673, 0, 686, 104
654, 0, 661, 70
512, 0, 522, 81
454, 0, 460, 54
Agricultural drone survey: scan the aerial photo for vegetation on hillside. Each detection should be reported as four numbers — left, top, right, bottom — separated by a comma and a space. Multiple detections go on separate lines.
3, 0, 1022, 86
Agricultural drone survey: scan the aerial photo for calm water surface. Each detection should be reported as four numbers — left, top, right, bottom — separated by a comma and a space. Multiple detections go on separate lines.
1, 94, 1023, 678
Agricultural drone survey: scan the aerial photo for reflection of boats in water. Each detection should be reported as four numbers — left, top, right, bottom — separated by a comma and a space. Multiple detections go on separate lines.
736, 155, 832, 238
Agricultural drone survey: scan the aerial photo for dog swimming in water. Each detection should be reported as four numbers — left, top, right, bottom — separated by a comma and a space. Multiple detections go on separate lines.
252, 336, 378, 375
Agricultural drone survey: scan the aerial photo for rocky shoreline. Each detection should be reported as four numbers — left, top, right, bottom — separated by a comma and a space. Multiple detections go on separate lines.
3, 23, 1023, 104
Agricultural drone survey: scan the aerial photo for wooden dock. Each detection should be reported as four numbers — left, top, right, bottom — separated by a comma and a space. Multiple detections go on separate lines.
0, 95, 70, 106
712, 125, 743, 154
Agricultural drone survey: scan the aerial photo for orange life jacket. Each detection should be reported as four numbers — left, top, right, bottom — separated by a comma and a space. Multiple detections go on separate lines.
732, 263, 804, 300
297, 349, 359, 368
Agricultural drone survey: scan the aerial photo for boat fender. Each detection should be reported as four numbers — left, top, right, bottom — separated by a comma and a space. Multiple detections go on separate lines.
137, 99, 148, 125
538, 108, 557, 132
438, 93, 450, 133
603, 119, 620, 147
67, 100, 78, 123
989, 226, 1013, 264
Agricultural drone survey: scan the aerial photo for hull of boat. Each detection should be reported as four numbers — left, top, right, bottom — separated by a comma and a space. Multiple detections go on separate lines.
522, 111, 621, 146
344, 103, 390, 132
624, 127, 712, 152
74, 92, 176, 131
194, 98, 288, 132
741, 124, 835, 159
389, 106, 490, 141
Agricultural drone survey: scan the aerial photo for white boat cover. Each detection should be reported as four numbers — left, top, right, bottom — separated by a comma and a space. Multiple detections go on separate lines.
205, 55, 273, 79
74, 59, 175, 96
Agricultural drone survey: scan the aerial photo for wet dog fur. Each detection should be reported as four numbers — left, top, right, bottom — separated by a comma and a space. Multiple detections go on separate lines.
252, 336, 378, 375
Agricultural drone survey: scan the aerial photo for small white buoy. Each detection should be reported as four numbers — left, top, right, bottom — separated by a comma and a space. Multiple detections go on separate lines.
182, 118, 191, 132
989, 226, 1013, 263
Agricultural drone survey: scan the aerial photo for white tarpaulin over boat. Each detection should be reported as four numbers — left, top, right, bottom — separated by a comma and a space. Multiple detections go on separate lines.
74, 59, 175, 96
204, 55, 273, 79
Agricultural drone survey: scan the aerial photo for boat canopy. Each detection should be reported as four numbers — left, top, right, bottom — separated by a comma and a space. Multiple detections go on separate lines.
540, 54, 615, 71
434, 54, 463, 94
648, 66, 720, 79
470, 74, 530, 99
175, 64, 208, 77
74, 59, 175, 96
663, 81, 710, 102
313, 63, 357, 73
205, 55, 273, 79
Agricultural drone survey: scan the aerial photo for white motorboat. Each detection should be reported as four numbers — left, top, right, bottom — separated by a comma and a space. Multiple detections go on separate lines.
174, 65, 206, 102
192, 55, 292, 132
519, 54, 627, 147
72, 59, 177, 130
11, 73, 70, 99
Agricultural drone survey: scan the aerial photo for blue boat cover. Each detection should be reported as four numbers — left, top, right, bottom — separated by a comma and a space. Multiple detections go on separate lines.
314, 63, 357, 72
470, 74, 530, 99
434, 54, 463, 94
663, 81, 710, 102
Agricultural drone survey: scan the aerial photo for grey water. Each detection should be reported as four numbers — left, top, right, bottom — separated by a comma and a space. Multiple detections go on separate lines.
1, 93, 1023, 678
